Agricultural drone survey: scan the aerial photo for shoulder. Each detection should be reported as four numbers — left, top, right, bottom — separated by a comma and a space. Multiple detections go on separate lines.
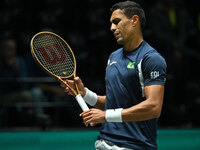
108, 47, 123, 62
140, 42, 167, 78
107, 48, 123, 65
142, 50, 167, 82
140, 41, 166, 65
143, 50, 166, 68
140, 51, 167, 86
110, 47, 123, 56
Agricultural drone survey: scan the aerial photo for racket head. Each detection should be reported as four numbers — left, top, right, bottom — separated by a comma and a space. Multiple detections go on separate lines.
31, 31, 76, 79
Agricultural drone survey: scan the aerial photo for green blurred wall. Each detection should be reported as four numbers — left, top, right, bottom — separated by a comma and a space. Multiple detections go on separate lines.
0, 129, 199, 150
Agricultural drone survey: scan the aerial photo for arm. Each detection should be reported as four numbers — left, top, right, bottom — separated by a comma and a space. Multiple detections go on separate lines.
60, 77, 106, 109
121, 52, 166, 121
80, 84, 164, 126
94, 95, 106, 110
122, 84, 164, 121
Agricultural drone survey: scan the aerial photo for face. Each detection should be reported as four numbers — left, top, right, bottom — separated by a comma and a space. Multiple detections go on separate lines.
110, 9, 134, 45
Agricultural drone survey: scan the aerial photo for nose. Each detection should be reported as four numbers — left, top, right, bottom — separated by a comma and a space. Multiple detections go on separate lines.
110, 23, 116, 32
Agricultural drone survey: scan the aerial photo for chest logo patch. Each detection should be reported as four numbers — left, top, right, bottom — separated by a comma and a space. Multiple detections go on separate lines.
127, 62, 135, 69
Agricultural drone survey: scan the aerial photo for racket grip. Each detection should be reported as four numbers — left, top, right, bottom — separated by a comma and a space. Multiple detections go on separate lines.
75, 94, 96, 127
75, 94, 89, 111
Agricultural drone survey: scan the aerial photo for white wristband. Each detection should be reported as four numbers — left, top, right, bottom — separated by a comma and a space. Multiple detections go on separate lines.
105, 108, 123, 122
83, 88, 98, 106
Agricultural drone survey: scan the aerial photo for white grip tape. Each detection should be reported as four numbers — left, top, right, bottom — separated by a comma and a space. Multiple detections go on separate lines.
105, 108, 123, 122
75, 94, 89, 111
75, 94, 96, 126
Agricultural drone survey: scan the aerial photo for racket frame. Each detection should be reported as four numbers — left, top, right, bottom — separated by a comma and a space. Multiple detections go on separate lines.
31, 31, 79, 96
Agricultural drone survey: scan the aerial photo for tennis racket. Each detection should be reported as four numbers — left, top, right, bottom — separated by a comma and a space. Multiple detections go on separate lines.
30, 31, 95, 126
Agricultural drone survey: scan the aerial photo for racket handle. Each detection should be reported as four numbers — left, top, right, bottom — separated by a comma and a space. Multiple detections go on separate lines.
75, 94, 89, 111
75, 94, 96, 127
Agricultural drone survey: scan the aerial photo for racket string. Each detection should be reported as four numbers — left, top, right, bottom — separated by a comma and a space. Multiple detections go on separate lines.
32, 34, 75, 77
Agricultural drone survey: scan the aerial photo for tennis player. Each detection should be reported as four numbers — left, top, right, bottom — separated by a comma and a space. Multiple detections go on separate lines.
62, 1, 167, 149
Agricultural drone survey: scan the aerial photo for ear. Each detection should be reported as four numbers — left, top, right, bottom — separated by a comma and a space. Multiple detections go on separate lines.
131, 15, 139, 27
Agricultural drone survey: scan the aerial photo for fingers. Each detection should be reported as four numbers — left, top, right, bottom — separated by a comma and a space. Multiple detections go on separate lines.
80, 110, 92, 126
74, 77, 86, 97
64, 87, 71, 94
60, 79, 75, 95
59, 77, 85, 96
60, 80, 67, 88
74, 77, 82, 90
60, 79, 75, 87
74, 76, 80, 82
80, 109, 105, 127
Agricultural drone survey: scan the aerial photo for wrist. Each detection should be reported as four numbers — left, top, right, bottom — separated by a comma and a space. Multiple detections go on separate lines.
83, 87, 87, 97
105, 108, 123, 122
83, 88, 98, 106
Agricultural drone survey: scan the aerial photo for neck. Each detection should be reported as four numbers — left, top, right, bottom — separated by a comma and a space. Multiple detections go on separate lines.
123, 32, 143, 52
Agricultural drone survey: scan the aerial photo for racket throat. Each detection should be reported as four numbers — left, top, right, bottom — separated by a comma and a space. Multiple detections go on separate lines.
57, 77, 77, 96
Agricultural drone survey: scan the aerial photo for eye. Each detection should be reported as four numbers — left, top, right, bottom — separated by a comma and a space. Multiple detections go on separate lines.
112, 18, 121, 25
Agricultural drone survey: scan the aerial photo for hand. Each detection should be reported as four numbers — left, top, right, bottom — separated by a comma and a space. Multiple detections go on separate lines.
80, 108, 106, 127
60, 77, 86, 97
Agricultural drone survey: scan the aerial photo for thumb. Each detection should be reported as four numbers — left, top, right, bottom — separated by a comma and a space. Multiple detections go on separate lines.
74, 76, 82, 85
74, 76, 80, 82
74, 76, 85, 96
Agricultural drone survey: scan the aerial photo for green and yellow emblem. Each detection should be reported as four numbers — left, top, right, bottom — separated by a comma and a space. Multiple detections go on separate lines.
127, 62, 135, 69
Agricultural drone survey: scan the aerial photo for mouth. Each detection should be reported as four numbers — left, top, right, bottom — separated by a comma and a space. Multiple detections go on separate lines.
114, 32, 120, 39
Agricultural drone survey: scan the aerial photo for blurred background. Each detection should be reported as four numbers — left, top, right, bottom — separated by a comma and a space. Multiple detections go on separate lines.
0, 0, 200, 150
0, 0, 199, 148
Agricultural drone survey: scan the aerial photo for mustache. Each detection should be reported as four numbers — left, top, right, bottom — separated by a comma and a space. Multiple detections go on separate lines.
113, 30, 120, 37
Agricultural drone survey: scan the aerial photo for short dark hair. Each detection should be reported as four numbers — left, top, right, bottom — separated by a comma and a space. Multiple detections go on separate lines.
110, 1, 146, 31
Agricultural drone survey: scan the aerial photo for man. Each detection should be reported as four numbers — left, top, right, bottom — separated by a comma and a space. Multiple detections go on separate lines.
61, 1, 167, 149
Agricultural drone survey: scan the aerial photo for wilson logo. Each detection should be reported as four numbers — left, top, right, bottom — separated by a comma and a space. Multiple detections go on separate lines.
37, 44, 66, 64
